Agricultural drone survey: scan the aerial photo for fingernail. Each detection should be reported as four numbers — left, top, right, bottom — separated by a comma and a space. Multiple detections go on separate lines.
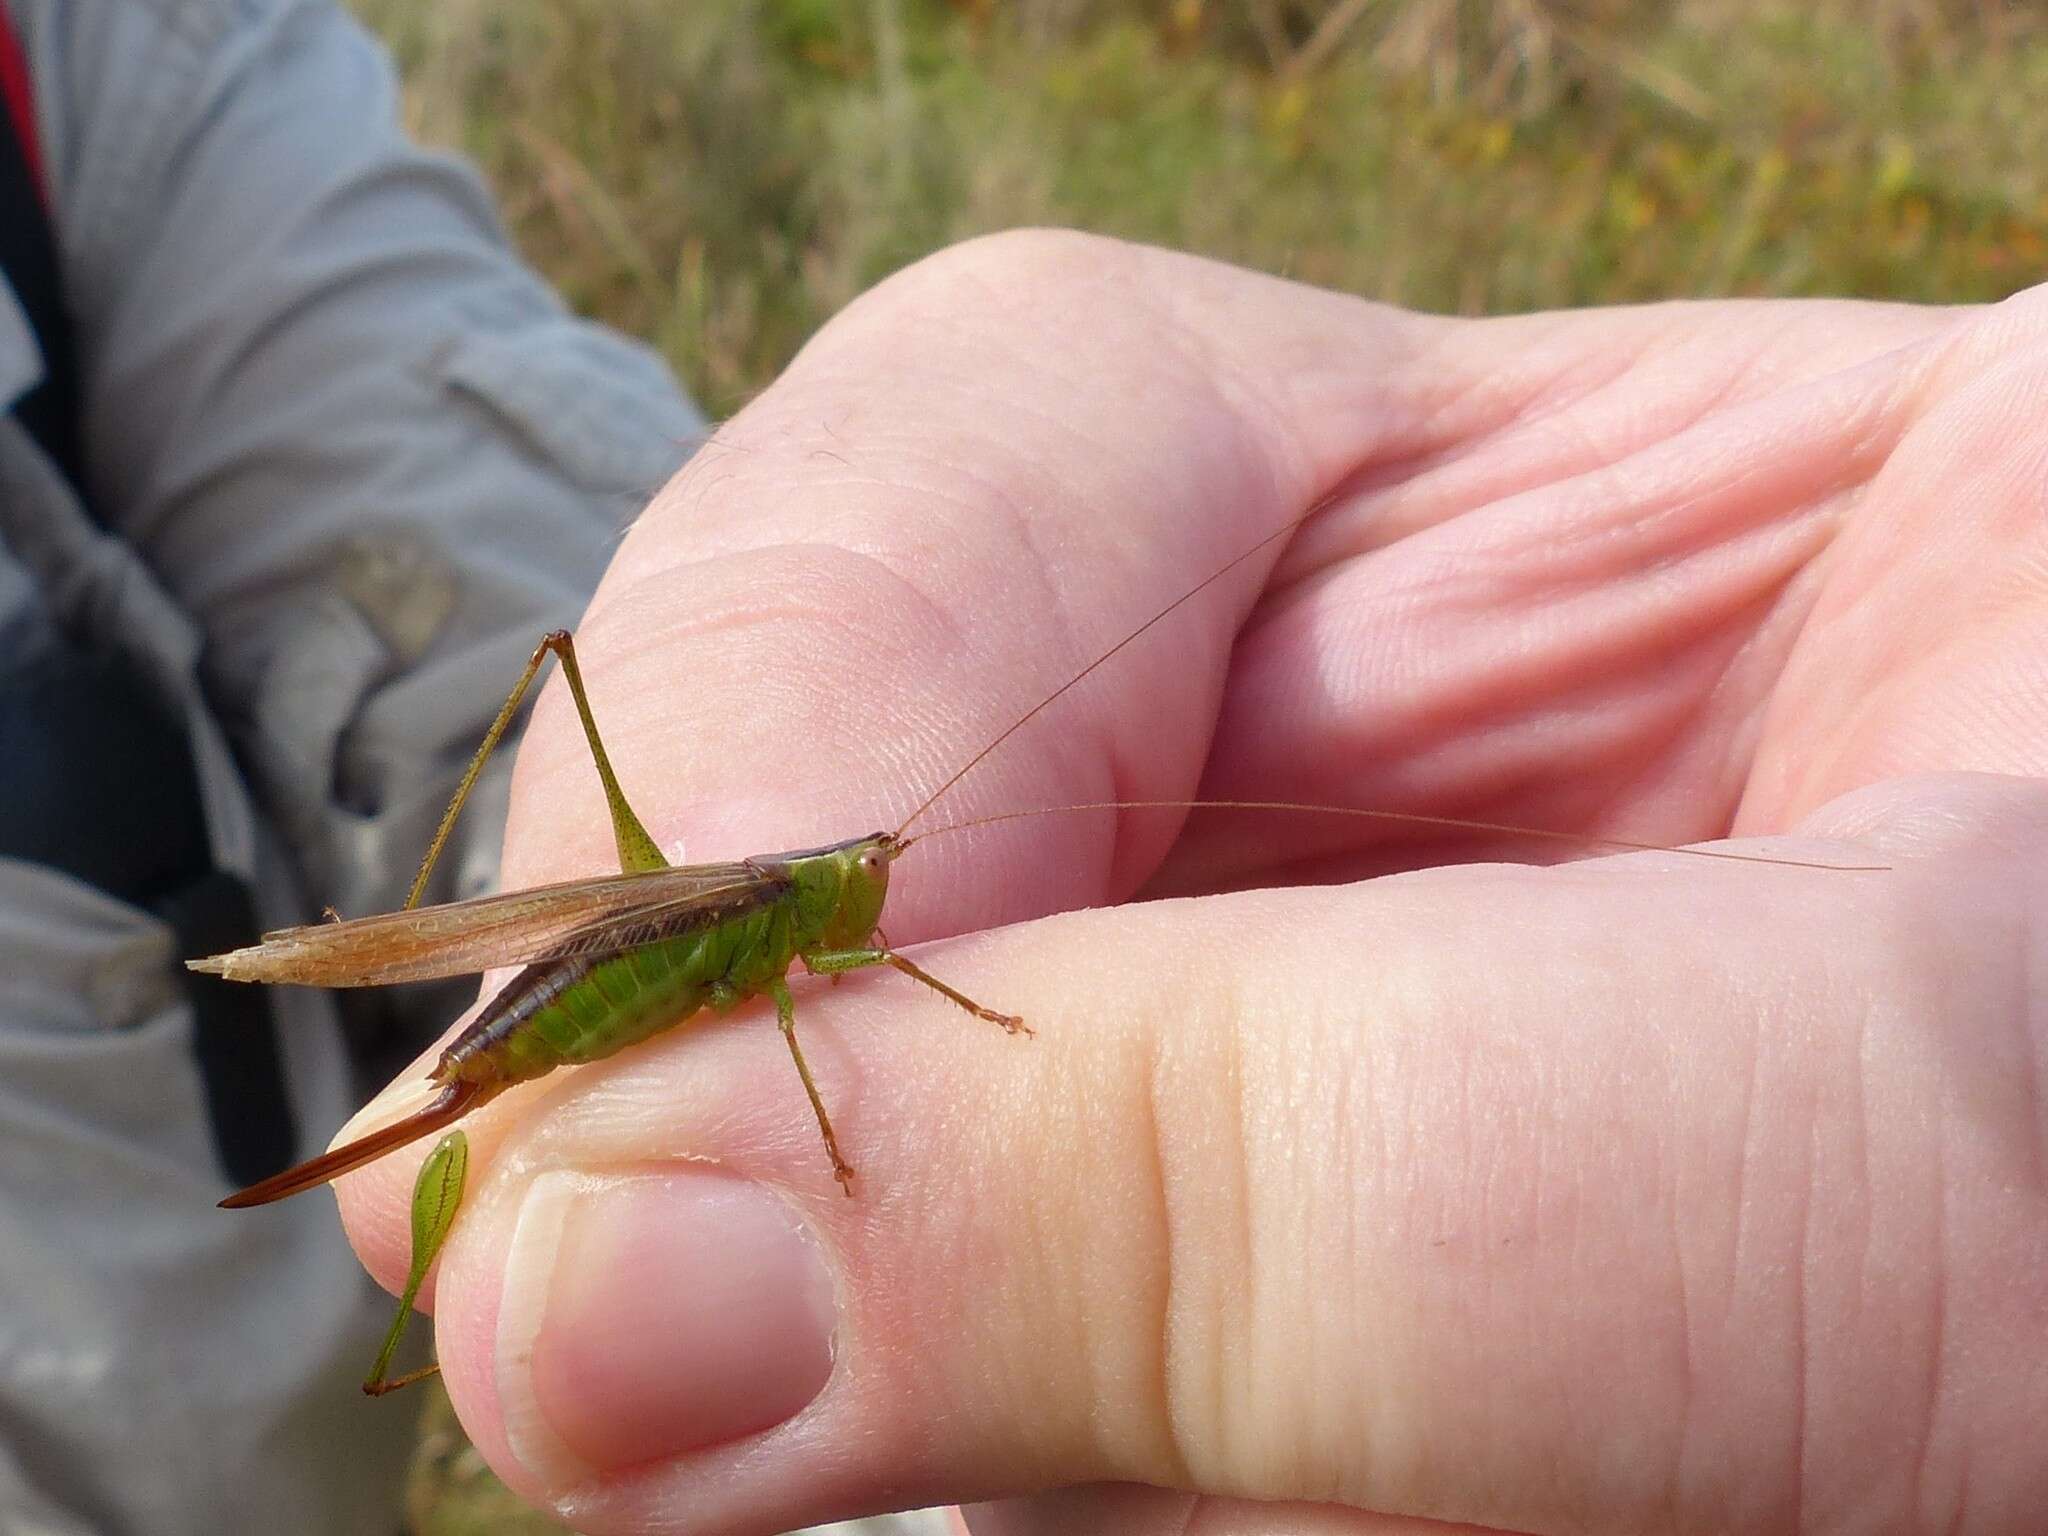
498, 1171, 837, 1476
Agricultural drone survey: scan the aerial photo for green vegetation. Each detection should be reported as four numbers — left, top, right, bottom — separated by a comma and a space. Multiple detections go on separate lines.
342, 2, 2046, 1529
404, 1384, 560, 1536
354, 0, 2047, 420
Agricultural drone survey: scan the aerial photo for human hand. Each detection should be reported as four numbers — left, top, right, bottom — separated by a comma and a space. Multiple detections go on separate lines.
335, 233, 2048, 1535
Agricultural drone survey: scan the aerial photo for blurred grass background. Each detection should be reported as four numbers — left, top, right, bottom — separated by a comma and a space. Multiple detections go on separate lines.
342, 1, 2046, 1529
354, 0, 2047, 423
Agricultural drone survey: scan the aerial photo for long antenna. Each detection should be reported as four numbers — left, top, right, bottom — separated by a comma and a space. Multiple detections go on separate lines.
900, 800, 1888, 872
893, 504, 1326, 838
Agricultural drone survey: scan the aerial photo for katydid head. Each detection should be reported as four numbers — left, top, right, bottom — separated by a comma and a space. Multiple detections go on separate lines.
785, 832, 903, 949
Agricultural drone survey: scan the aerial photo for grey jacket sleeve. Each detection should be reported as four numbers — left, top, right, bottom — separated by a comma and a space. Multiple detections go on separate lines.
36, 0, 701, 919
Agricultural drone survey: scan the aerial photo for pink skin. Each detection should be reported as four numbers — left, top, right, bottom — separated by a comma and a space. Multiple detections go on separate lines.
331, 232, 2048, 1535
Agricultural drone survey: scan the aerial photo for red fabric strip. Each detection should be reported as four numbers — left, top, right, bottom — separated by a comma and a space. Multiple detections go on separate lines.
0, 3, 46, 207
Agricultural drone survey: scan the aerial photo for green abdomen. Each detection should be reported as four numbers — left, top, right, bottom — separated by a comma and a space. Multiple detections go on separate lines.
436, 901, 793, 1087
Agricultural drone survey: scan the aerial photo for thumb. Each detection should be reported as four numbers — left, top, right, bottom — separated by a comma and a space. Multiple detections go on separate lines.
403, 775, 2048, 1536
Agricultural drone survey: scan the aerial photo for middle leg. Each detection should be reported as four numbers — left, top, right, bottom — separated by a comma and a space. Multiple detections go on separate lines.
769, 977, 855, 1195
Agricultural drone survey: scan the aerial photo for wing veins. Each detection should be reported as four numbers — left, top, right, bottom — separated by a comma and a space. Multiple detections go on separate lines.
530, 876, 794, 966
188, 863, 771, 985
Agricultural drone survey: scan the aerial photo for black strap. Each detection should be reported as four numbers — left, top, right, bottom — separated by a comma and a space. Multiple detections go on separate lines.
0, 647, 211, 903
0, 57, 85, 493
165, 871, 300, 1188
0, 60, 297, 1186
0, 648, 300, 1187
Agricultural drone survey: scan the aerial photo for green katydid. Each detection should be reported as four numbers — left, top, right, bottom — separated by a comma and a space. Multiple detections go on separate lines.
194, 510, 1881, 1395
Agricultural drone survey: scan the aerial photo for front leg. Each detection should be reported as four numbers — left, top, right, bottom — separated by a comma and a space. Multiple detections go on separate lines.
803, 946, 1030, 1036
